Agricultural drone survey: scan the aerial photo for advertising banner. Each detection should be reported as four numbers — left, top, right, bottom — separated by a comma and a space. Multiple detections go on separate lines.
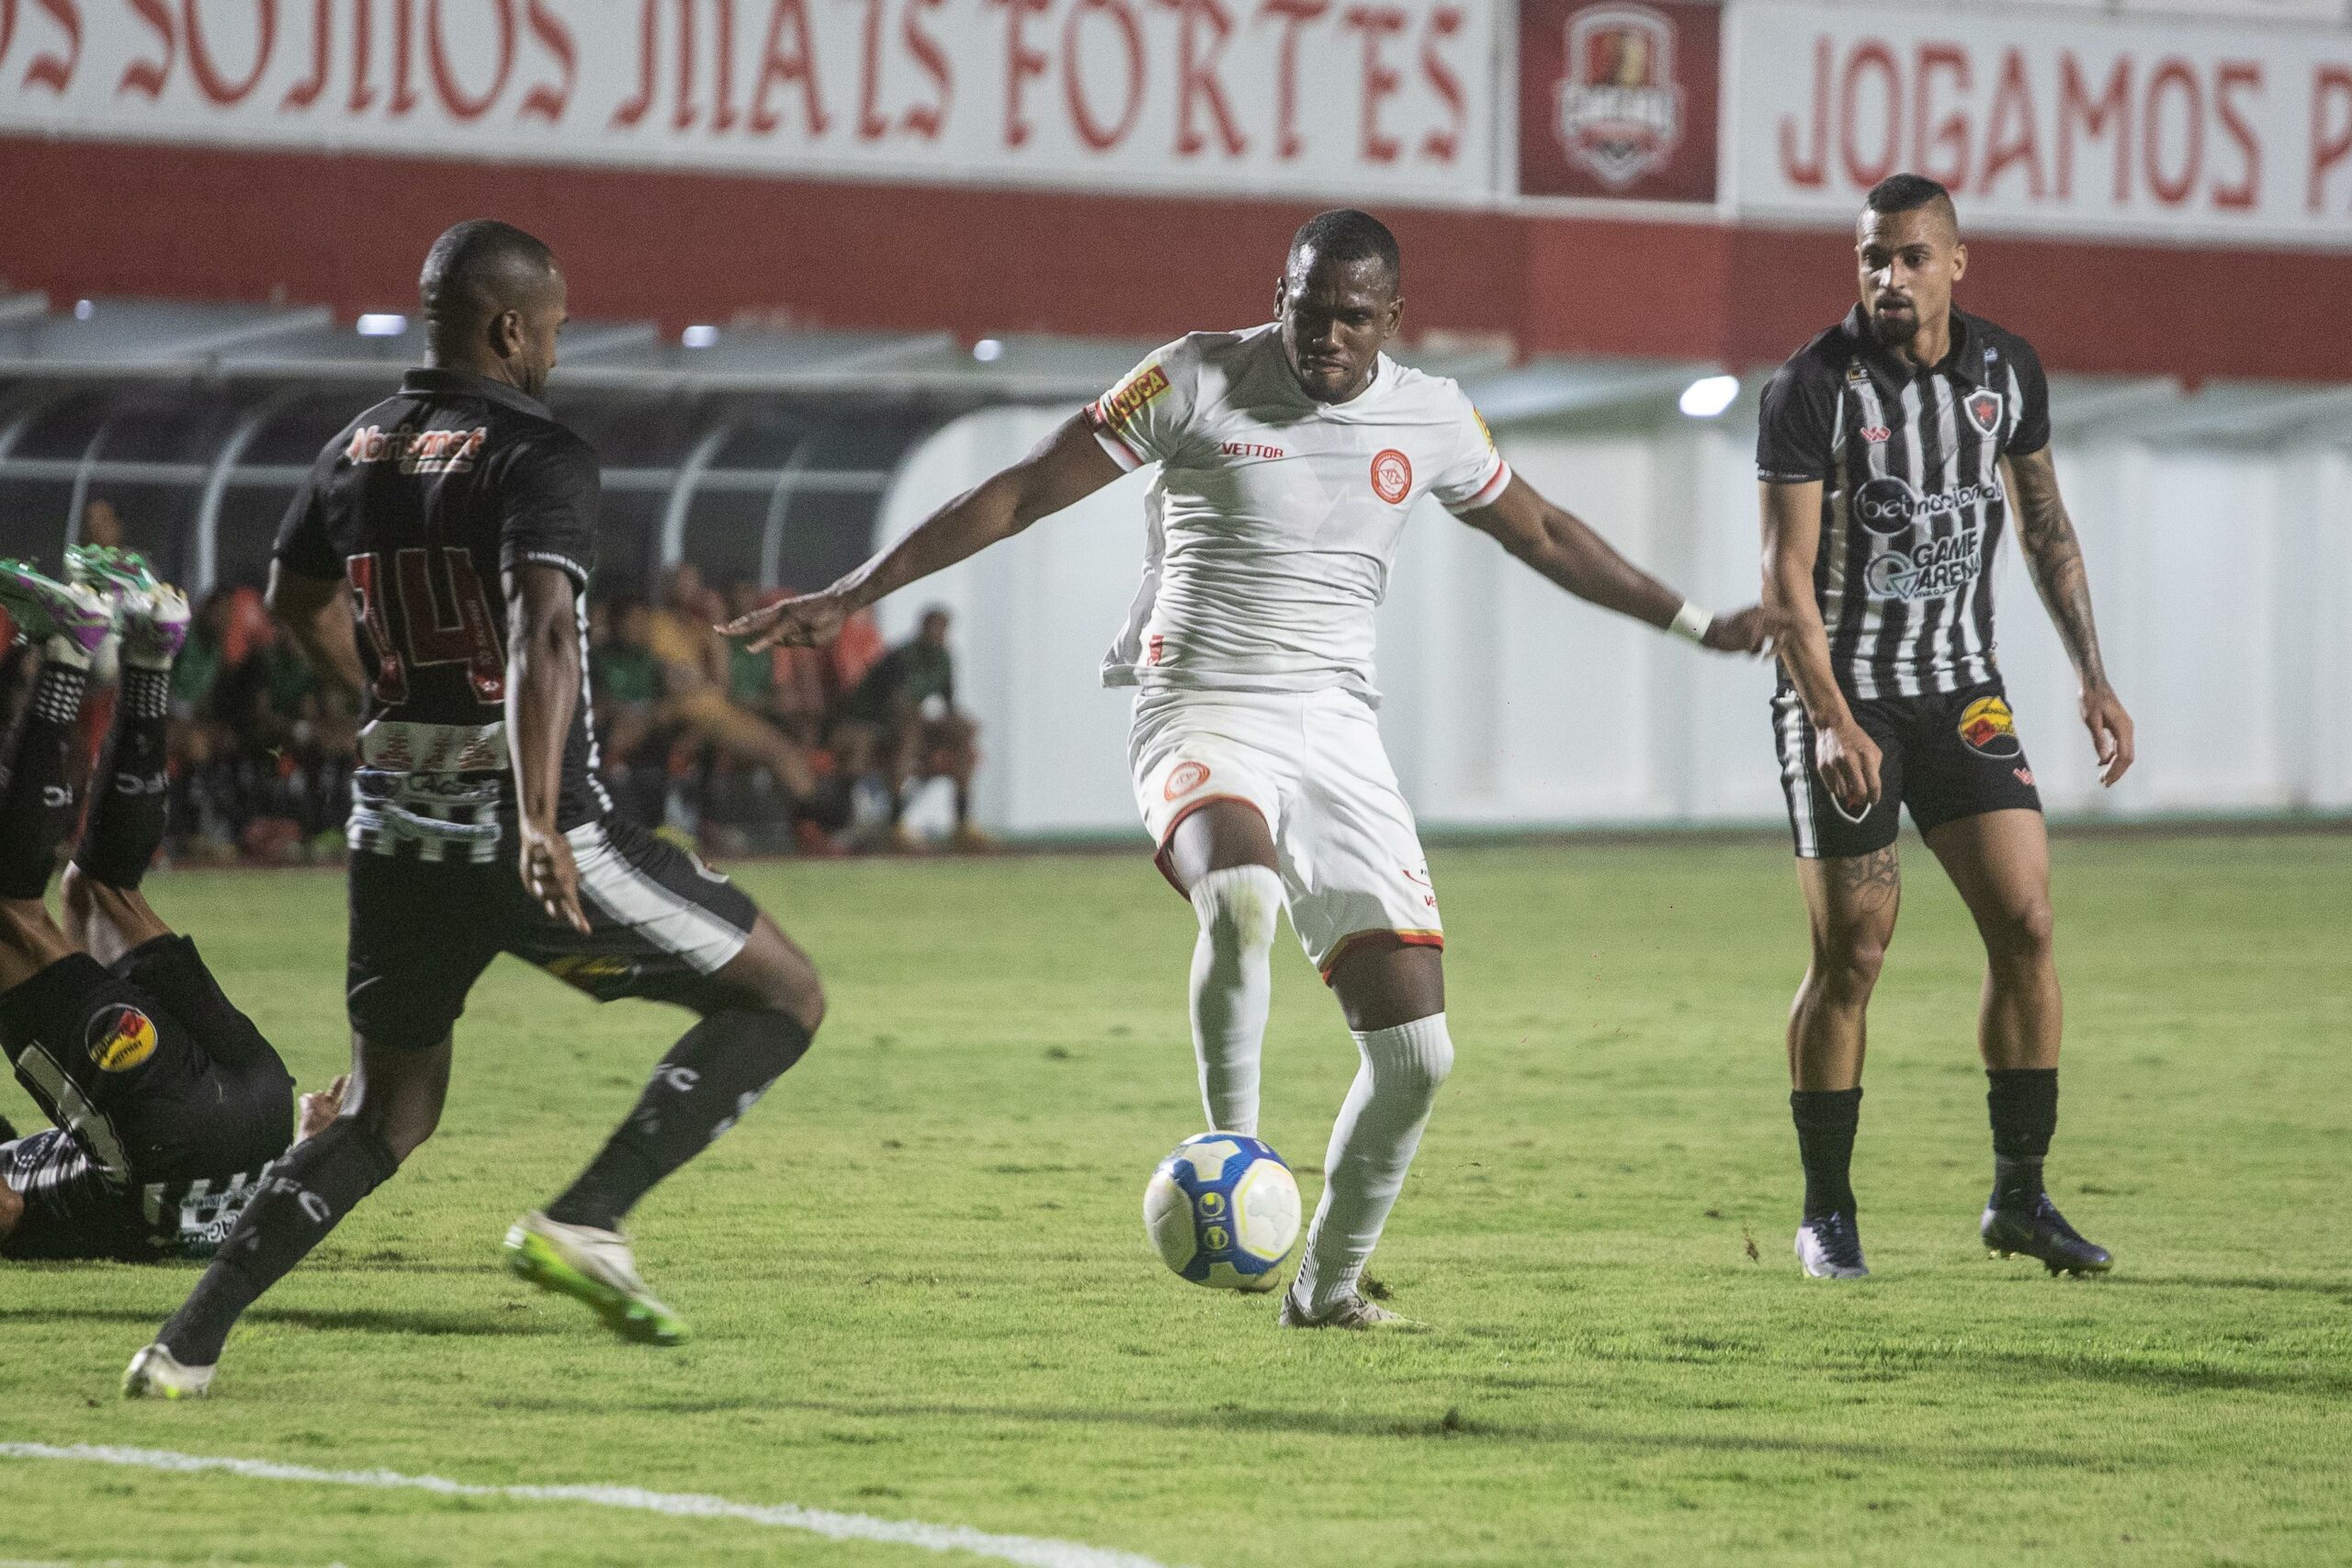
1518, 0, 1720, 202
1730, 0, 2352, 246
0, 0, 1494, 204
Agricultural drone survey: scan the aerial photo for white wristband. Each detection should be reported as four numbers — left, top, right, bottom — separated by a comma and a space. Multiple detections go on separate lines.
1668, 601, 1713, 645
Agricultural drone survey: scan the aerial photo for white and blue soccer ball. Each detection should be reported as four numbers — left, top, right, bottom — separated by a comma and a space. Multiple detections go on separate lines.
1144, 1133, 1303, 1292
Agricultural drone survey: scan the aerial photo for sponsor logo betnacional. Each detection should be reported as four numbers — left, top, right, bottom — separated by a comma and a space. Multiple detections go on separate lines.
1554, 6, 1684, 187
1850, 476, 2002, 602
1853, 475, 2002, 536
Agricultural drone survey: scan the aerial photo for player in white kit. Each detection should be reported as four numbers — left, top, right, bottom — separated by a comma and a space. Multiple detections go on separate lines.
730, 211, 1777, 1327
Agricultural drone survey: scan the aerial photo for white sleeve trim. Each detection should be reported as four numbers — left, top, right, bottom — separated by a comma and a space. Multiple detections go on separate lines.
1442, 457, 1513, 515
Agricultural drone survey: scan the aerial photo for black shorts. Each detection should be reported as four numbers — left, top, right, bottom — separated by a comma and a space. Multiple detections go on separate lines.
1770, 679, 2043, 859
347, 815, 762, 1052
0, 935, 295, 1259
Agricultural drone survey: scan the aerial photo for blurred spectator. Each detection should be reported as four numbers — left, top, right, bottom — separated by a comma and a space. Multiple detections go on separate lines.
81, 498, 126, 549
158, 586, 355, 864
724, 580, 831, 747
834, 606, 983, 851
637, 563, 819, 811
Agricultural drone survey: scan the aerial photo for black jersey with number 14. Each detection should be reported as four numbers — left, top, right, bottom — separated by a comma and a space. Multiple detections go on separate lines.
274, 368, 609, 858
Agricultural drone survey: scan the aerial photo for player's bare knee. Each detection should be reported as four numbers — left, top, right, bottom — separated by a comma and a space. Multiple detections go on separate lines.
1815, 932, 1888, 999
712, 920, 826, 1033
0, 1179, 22, 1242
1985, 900, 2056, 967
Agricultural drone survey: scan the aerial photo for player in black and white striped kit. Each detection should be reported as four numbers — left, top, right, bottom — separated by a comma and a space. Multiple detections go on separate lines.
1756, 175, 2135, 1280
128, 221, 828, 1398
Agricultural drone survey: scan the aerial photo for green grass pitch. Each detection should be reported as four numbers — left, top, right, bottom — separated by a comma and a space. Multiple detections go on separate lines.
2, 834, 2347, 1566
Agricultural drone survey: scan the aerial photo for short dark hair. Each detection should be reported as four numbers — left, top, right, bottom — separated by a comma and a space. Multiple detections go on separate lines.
419, 219, 558, 333
1865, 174, 1957, 226
1288, 208, 1401, 291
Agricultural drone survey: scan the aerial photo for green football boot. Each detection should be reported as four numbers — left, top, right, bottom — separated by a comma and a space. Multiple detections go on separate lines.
65, 544, 189, 664
0, 558, 114, 660
504, 1211, 692, 1347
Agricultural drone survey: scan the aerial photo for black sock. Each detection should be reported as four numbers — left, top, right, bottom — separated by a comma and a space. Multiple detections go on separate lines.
0, 651, 90, 899
156, 1119, 399, 1366
73, 662, 171, 889
1986, 1067, 2058, 1210
545, 1009, 814, 1233
1791, 1088, 1863, 1219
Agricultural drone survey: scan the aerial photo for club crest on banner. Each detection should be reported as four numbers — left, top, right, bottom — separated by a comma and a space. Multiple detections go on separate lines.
1554, 6, 1684, 187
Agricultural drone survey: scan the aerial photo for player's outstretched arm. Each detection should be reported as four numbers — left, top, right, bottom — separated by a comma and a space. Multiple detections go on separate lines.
1762, 479, 1882, 812
723, 415, 1125, 650
504, 562, 590, 933
1460, 474, 1781, 653
264, 561, 367, 697
2002, 447, 2134, 786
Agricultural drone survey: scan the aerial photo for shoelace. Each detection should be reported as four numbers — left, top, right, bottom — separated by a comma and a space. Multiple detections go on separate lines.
1812, 1214, 1864, 1269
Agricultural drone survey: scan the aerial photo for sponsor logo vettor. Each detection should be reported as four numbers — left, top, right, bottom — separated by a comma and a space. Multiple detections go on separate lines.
87, 1004, 159, 1073
1371, 448, 1413, 503
1554, 5, 1684, 186
1959, 695, 2023, 759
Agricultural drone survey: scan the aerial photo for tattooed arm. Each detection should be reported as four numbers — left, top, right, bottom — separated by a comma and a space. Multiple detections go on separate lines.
2001, 448, 2135, 786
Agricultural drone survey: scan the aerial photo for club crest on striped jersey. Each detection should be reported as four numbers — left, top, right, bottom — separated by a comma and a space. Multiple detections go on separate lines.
87, 1004, 158, 1073
1964, 389, 2004, 437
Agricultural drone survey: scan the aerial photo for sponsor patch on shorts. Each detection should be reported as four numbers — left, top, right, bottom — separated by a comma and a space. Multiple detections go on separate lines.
1958, 694, 2022, 759
87, 1004, 158, 1073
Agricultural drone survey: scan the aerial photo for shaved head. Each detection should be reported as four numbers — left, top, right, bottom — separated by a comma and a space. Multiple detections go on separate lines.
1862, 173, 1959, 243
1286, 207, 1402, 295
418, 219, 567, 396
421, 220, 558, 336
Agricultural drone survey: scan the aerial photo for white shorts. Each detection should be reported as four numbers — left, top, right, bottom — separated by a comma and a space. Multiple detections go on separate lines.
1128, 687, 1442, 979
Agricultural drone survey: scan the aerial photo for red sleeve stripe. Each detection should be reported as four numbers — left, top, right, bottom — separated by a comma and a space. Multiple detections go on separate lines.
1461, 458, 1512, 511
1090, 418, 1145, 472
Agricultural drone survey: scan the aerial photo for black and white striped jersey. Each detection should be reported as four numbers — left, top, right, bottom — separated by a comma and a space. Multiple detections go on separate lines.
1757, 306, 2052, 699
0, 1127, 275, 1261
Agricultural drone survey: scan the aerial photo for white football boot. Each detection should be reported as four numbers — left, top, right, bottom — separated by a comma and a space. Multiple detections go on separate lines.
1277, 1280, 1425, 1331
122, 1343, 216, 1400
1795, 1212, 1871, 1280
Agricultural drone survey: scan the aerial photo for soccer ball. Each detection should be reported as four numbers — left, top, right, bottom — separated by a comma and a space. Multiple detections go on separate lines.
1143, 1133, 1302, 1292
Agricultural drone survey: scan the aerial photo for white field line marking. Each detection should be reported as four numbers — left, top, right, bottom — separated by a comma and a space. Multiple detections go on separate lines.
0, 1443, 1183, 1568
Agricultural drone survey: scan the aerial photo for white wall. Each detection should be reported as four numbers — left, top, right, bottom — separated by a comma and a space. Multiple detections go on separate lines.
872, 401, 2352, 839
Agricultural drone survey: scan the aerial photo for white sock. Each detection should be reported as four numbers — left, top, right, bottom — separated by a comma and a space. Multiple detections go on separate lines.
1295, 1011, 1453, 1312
1187, 865, 1281, 1135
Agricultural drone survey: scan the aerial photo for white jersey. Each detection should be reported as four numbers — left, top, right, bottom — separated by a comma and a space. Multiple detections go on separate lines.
1087, 323, 1510, 704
